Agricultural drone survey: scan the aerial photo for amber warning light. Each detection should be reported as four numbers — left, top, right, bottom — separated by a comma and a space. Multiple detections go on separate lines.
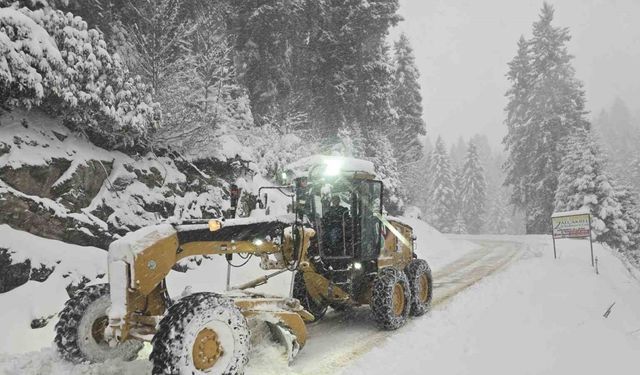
208, 219, 222, 232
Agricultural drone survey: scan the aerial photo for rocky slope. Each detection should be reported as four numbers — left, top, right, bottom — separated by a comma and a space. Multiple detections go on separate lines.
0, 108, 257, 294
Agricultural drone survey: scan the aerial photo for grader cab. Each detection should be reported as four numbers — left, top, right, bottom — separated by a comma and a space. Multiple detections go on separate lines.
54, 155, 433, 375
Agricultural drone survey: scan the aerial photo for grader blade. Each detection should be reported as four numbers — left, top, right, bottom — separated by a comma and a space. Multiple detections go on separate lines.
267, 322, 301, 362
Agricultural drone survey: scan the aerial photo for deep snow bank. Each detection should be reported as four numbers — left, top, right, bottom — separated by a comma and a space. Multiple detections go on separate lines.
395, 216, 477, 269
0, 225, 107, 354
344, 236, 640, 375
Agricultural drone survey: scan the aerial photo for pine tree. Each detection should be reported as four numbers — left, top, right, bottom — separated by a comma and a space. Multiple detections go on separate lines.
427, 137, 456, 232
308, 0, 400, 137
152, 3, 253, 157
123, 0, 195, 92
231, 0, 308, 127
449, 137, 467, 170
615, 186, 640, 264
484, 192, 512, 234
406, 137, 433, 212
334, 123, 366, 158
503, 36, 531, 215
503, 3, 588, 234
460, 142, 487, 234
390, 33, 426, 164
451, 165, 463, 225
451, 213, 467, 234
593, 98, 640, 187
554, 129, 634, 249
366, 132, 403, 214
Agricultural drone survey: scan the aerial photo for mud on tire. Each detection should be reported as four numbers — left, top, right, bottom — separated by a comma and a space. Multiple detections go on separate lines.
54, 284, 143, 364
293, 272, 328, 321
150, 292, 250, 375
405, 258, 433, 316
370, 267, 412, 330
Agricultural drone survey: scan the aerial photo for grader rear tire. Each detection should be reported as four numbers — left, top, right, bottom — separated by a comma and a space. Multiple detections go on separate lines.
405, 258, 433, 316
370, 267, 412, 330
150, 292, 249, 375
54, 284, 143, 364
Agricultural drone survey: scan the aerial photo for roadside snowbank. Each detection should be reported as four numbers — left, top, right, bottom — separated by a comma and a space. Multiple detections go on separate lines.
0, 225, 107, 354
344, 236, 640, 375
397, 217, 477, 269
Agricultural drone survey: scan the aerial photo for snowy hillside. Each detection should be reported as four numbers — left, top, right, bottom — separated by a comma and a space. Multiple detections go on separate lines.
0, 109, 259, 249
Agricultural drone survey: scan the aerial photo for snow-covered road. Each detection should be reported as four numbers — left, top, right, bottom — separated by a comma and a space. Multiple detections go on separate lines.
259, 238, 524, 375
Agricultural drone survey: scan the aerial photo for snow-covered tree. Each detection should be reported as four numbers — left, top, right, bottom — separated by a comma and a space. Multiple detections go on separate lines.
366, 132, 403, 214
451, 213, 469, 234
0, 6, 64, 107
449, 137, 467, 170
390, 33, 426, 164
484, 192, 512, 234
357, 41, 405, 213
308, 0, 400, 137
0, 4, 158, 148
122, 0, 195, 92
152, 4, 253, 158
427, 137, 456, 232
451, 212, 467, 234
231, 0, 309, 127
503, 3, 588, 234
554, 129, 636, 250
246, 124, 309, 180
334, 123, 366, 158
405, 137, 433, 212
460, 142, 487, 233
593, 99, 640, 188
615, 186, 640, 264
451, 165, 463, 224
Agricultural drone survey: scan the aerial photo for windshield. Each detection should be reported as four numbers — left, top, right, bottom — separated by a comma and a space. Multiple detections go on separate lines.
306, 177, 382, 260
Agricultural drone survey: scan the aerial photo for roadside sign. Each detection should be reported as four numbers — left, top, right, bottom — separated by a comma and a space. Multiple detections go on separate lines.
551, 209, 594, 266
552, 212, 590, 239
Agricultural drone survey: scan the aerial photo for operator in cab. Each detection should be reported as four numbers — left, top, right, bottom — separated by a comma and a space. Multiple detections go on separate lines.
322, 195, 351, 256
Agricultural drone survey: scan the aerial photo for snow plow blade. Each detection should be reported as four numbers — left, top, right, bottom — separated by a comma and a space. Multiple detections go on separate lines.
267, 322, 301, 362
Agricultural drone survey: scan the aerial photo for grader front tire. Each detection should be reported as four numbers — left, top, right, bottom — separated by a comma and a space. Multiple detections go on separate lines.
370, 267, 412, 330
54, 284, 143, 364
150, 292, 250, 375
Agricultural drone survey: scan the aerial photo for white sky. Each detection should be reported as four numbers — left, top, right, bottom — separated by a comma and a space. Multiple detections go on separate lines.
393, 0, 640, 146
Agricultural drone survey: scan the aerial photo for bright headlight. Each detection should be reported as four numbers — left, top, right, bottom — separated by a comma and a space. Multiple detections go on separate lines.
324, 158, 343, 176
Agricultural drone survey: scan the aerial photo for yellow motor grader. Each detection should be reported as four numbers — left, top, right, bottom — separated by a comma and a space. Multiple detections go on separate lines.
54, 156, 433, 374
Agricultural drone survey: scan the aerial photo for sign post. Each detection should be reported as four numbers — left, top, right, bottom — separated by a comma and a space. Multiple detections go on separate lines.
551, 209, 594, 266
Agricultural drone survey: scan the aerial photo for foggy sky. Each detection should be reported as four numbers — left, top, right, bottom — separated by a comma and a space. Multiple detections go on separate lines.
393, 0, 640, 147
